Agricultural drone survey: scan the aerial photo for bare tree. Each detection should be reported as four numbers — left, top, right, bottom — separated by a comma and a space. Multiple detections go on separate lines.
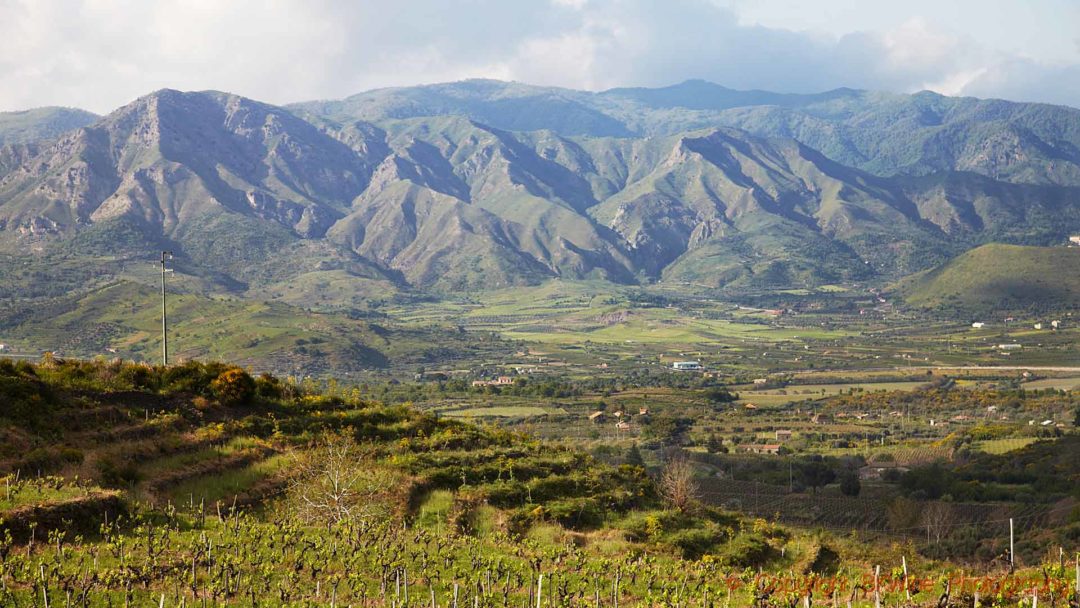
660, 455, 700, 512
886, 496, 920, 531
921, 501, 955, 544
289, 431, 384, 525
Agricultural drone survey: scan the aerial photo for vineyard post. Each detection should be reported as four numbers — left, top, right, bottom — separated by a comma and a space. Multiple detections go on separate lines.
537, 573, 543, 608
873, 565, 880, 608
1075, 553, 1079, 601
1009, 518, 1014, 570
902, 556, 909, 601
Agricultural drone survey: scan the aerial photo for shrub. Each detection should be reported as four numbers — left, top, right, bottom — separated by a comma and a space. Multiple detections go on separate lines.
211, 368, 256, 407
668, 524, 731, 560
117, 363, 159, 391
96, 456, 141, 487
718, 533, 774, 568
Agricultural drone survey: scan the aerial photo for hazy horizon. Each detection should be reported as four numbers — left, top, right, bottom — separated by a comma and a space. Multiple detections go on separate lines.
2, 0, 1079, 114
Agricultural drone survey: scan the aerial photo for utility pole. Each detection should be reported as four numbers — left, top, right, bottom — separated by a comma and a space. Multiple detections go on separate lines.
160, 251, 173, 366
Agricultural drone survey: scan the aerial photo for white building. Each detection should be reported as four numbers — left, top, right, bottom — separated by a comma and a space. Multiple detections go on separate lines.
672, 361, 702, 370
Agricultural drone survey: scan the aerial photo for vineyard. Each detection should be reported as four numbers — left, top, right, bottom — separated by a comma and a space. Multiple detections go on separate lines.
1, 358, 1079, 606
0, 504, 1078, 607
696, 478, 1053, 543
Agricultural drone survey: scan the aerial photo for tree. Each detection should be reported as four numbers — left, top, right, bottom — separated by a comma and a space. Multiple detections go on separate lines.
800, 461, 836, 494
886, 496, 920, 531
921, 501, 955, 544
706, 433, 723, 454
624, 444, 645, 468
290, 432, 384, 525
659, 455, 700, 513
839, 471, 861, 496
643, 414, 692, 444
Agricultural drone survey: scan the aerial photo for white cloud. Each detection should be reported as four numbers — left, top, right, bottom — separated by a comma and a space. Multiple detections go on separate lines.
0, 0, 1078, 113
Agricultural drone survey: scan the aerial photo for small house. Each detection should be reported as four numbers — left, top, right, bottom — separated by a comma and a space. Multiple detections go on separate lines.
638, 407, 650, 416
971, 322, 985, 328
811, 413, 832, 424
615, 421, 630, 431
588, 411, 606, 423
775, 429, 793, 441
753, 378, 768, 385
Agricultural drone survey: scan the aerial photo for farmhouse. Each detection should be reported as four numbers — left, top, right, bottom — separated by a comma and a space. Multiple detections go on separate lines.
753, 378, 768, 385
741, 444, 781, 455
472, 376, 516, 387
859, 463, 909, 480
1070, 235, 1080, 246
998, 343, 1022, 351
672, 361, 702, 371
971, 322, 985, 328
615, 421, 630, 431
775, 429, 793, 441
811, 413, 832, 424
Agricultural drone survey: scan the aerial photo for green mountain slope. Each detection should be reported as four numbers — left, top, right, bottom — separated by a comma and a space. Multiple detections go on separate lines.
0, 107, 98, 146
899, 244, 1080, 312
4, 83, 1080, 303
0, 280, 507, 374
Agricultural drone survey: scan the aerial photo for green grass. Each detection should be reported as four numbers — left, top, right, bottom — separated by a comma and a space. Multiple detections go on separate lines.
973, 437, 1039, 454
901, 243, 1080, 312
165, 454, 289, 505
0, 479, 90, 511
415, 490, 455, 530
441, 406, 556, 418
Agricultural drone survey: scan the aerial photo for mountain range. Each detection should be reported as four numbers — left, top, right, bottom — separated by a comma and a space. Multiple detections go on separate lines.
3, 79, 1080, 300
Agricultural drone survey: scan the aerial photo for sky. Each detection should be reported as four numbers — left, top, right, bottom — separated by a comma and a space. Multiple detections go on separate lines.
2, 0, 1079, 114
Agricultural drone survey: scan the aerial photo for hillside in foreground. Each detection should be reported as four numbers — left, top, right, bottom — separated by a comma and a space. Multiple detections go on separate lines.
900, 243, 1080, 313
2, 358, 1079, 605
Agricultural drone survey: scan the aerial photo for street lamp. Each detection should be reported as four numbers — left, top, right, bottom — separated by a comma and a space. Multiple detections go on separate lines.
160, 251, 174, 366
